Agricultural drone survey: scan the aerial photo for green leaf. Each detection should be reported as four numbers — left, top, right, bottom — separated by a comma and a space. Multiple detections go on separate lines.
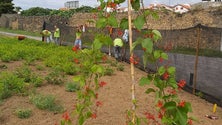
92, 38, 103, 50
91, 65, 104, 74
161, 52, 168, 60
168, 78, 177, 88
145, 88, 156, 94
133, 15, 145, 30
152, 29, 162, 42
120, 18, 128, 29
73, 75, 82, 82
167, 67, 176, 74
176, 107, 188, 125
131, 39, 141, 52
139, 77, 151, 86
142, 54, 148, 68
136, 117, 141, 125
185, 102, 192, 112
158, 66, 165, 76
131, 0, 140, 10
86, 111, 92, 119
164, 101, 177, 110
107, 15, 118, 27
78, 115, 85, 125
154, 50, 161, 59
142, 38, 153, 53
96, 17, 107, 28
114, 0, 125, 4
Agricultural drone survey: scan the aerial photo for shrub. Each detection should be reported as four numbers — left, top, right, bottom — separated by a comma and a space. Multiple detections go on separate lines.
65, 82, 80, 92
62, 63, 78, 75
30, 75, 43, 87
104, 67, 114, 76
45, 69, 64, 85
14, 66, 32, 82
0, 72, 27, 100
117, 64, 124, 71
29, 94, 64, 113
15, 108, 32, 119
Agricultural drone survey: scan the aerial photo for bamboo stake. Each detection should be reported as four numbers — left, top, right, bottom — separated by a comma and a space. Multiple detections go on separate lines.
193, 25, 201, 94
127, 0, 136, 124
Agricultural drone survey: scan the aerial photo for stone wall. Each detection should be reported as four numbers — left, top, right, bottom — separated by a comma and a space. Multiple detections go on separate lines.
0, 7, 222, 50
168, 53, 222, 101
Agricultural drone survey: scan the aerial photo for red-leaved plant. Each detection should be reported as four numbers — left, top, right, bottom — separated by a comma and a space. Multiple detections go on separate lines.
60, 0, 194, 125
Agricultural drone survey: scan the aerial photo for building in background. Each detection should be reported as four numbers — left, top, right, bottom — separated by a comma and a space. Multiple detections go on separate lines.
64, 1, 79, 9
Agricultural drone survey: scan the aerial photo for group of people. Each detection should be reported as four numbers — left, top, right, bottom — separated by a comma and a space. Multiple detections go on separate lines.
41, 25, 84, 48
40, 25, 61, 45
41, 25, 129, 62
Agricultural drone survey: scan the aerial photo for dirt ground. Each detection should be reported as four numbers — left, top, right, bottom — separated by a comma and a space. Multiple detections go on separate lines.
0, 60, 222, 125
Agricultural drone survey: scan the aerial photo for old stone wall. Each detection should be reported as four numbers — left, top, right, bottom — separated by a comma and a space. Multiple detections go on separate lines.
0, 7, 221, 50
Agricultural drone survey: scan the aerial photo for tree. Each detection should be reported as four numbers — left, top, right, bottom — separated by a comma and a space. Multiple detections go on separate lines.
21, 7, 52, 16
0, 0, 15, 16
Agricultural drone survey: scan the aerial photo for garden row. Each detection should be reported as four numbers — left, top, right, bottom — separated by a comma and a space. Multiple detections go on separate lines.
0, 35, 123, 119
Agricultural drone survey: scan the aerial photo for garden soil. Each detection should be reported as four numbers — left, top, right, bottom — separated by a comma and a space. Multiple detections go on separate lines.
0, 59, 222, 125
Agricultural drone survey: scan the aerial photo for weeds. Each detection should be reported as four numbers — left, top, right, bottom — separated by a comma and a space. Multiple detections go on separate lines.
45, 69, 65, 85
0, 71, 27, 100
29, 94, 64, 113
65, 82, 80, 92
15, 108, 32, 119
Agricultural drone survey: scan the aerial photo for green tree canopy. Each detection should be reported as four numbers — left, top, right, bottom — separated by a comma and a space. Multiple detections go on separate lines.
0, 0, 15, 16
21, 7, 52, 16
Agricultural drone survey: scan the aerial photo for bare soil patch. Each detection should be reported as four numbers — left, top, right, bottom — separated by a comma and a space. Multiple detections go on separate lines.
0, 60, 222, 125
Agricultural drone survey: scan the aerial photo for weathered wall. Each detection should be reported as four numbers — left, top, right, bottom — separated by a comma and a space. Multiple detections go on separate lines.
0, 7, 222, 50
168, 53, 222, 101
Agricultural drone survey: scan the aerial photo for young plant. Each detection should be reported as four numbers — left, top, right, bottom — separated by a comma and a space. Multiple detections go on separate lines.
14, 65, 32, 82
29, 94, 64, 113
15, 108, 32, 119
117, 64, 124, 71
65, 82, 80, 92
30, 75, 44, 87
0, 71, 27, 100
104, 67, 114, 76
45, 69, 65, 85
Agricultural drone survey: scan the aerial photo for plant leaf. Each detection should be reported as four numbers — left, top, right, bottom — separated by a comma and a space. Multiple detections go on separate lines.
107, 15, 118, 28
120, 18, 128, 29
133, 15, 145, 30
139, 77, 151, 86
145, 88, 156, 94
142, 38, 153, 53
96, 17, 107, 28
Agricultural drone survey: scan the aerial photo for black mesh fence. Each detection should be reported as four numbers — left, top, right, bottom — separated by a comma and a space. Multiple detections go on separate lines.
45, 23, 222, 106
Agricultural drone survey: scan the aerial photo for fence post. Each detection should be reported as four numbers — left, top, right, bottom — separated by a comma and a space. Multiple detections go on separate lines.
193, 24, 201, 94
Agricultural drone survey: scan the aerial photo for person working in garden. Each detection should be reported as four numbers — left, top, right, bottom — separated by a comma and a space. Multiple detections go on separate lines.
54, 25, 60, 45
122, 29, 129, 61
40, 29, 52, 43
74, 27, 82, 49
113, 34, 123, 61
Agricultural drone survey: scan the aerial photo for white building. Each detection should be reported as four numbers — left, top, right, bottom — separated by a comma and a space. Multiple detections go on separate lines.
64, 1, 79, 9
173, 4, 191, 14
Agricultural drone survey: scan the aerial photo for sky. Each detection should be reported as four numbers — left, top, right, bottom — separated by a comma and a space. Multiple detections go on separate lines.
12, 0, 202, 10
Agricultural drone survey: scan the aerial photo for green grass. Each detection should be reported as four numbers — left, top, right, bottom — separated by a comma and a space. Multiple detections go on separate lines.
65, 82, 80, 92
29, 94, 64, 113
15, 108, 32, 119
0, 27, 41, 37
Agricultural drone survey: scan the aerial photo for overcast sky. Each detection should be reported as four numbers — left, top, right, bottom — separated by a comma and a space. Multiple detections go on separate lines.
12, 0, 202, 10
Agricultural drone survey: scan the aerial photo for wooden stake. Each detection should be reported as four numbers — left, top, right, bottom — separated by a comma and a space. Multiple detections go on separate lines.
193, 25, 201, 94
127, 0, 136, 124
